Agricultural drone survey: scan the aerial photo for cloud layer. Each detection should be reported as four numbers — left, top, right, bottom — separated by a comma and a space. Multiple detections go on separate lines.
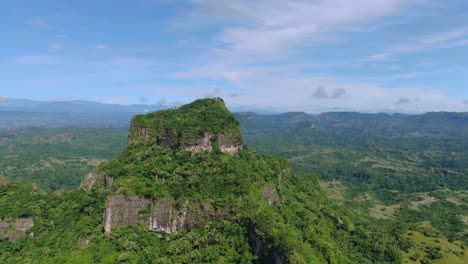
195, 0, 405, 61
1, 0, 467, 113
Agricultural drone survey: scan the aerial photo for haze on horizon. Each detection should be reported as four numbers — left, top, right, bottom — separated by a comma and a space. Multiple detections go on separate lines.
0, 0, 467, 113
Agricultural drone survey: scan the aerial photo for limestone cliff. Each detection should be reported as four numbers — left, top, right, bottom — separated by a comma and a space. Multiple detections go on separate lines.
127, 98, 243, 154
80, 98, 287, 262
81, 169, 113, 191
103, 196, 230, 234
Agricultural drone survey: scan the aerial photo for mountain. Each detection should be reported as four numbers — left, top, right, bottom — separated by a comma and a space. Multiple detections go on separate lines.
234, 110, 468, 263
0, 98, 167, 113
0, 98, 44, 108
236, 111, 468, 138
0, 98, 407, 263
0, 98, 169, 128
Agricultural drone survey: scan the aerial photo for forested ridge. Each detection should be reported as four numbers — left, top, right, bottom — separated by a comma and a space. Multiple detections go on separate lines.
0, 103, 466, 263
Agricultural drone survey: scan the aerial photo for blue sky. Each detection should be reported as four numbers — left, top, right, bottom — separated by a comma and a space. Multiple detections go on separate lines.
0, 0, 467, 113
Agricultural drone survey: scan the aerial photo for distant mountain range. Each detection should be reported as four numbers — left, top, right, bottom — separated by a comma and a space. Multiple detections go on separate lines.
235, 111, 468, 138
0, 98, 168, 113
0, 98, 170, 128
1, 97, 467, 132
0, 98, 282, 128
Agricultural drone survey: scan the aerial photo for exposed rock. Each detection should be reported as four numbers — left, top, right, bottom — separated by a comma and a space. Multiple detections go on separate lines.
0, 218, 34, 241
128, 127, 151, 145
104, 195, 229, 234
103, 195, 151, 233
184, 133, 213, 154
147, 198, 176, 234
148, 200, 227, 234
127, 98, 244, 154
81, 170, 113, 191
81, 170, 100, 190
105, 175, 113, 189
218, 133, 243, 154
262, 185, 279, 206
183, 132, 243, 154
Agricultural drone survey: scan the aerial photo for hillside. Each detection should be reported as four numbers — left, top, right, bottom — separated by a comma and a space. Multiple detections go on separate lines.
235, 111, 468, 263
0, 98, 407, 263
0, 127, 126, 190
236, 111, 468, 138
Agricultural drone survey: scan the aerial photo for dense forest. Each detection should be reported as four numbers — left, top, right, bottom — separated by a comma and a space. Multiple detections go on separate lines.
0, 127, 126, 190
0, 102, 467, 263
236, 111, 468, 263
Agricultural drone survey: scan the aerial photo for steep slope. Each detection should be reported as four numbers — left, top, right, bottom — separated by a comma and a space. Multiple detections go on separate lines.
1, 98, 406, 263
235, 110, 468, 263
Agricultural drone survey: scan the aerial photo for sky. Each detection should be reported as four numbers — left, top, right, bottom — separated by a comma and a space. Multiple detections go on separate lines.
0, 0, 467, 113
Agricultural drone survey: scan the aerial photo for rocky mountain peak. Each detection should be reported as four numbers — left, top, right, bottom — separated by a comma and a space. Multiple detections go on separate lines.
128, 98, 243, 154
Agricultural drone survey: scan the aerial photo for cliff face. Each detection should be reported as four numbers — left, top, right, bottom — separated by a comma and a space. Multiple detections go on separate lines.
127, 98, 243, 154
81, 170, 113, 191
103, 195, 230, 234
81, 98, 289, 262
103, 195, 151, 233
0, 218, 34, 241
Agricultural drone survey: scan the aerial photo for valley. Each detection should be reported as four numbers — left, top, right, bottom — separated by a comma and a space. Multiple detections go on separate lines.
0, 104, 467, 263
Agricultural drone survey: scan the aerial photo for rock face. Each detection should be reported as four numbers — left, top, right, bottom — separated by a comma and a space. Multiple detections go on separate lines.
81, 170, 113, 190
184, 133, 213, 153
218, 133, 243, 154
0, 218, 34, 241
103, 195, 229, 234
262, 185, 280, 206
103, 195, 152, 233
85, 98, 290, 262
248, 228, 287, 264
127, 98, 243, 154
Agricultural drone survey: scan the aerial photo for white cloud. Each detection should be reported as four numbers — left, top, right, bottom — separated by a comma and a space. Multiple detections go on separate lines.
90, 96, 133, 105
362, 27, 468, 61
190, 0, 405, 61
232, 75, 459, 113
176, 62, 462, 113
171, 0, 464, 113
393, 72, 425, 79
421, 28, 467, 44
452, 39, 468, 47
26, 17, 52, 29
363, 53, 392, 62
175, 63, 287, 83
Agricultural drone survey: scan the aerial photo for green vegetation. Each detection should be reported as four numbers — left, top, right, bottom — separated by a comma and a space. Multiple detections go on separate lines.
129, 98, 242, 146
0, 127, 126, 190
235, 111, 468, 260
0, 99, 411, 263
1, 102, 467, 263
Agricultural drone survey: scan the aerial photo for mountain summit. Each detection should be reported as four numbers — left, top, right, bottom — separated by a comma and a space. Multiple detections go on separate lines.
128, 98, 243, 154
77, 98, 402, 263
82, 98, 294, 262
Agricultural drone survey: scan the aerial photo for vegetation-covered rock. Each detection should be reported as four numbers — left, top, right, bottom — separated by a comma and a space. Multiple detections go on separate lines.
128, 98, 243, 154
0, 98, 409, 263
